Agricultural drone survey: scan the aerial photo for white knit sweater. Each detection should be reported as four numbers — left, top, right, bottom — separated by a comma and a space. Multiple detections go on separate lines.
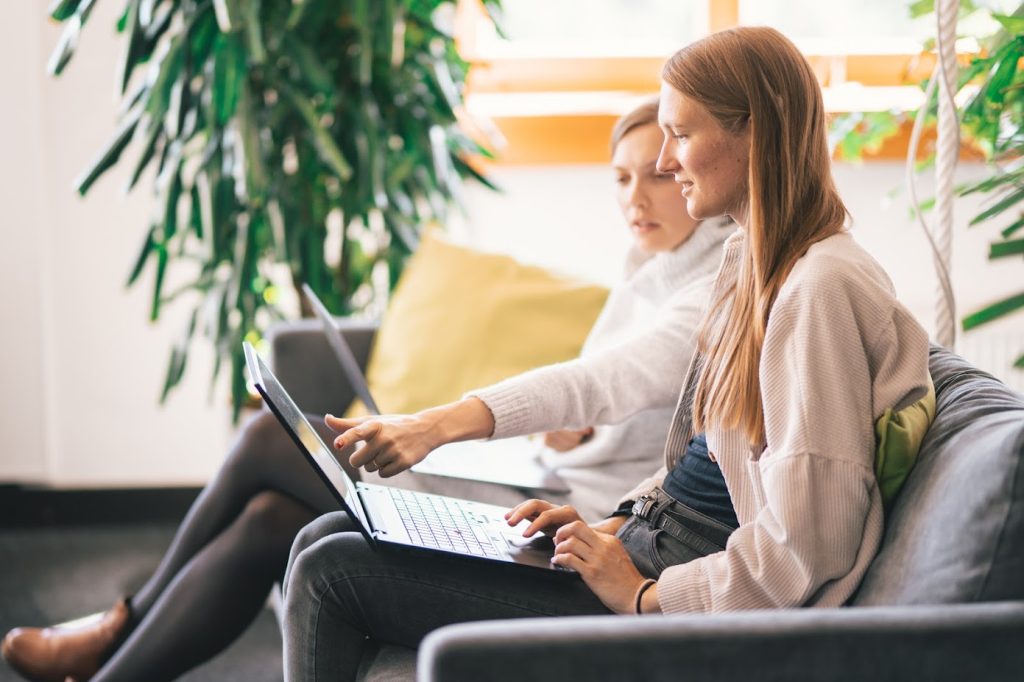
539, 219, 734, 518
468, 219, 732, 520
475, 228, 930, 613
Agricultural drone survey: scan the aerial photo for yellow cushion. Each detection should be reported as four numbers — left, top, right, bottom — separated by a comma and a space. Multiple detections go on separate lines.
348, 232, 609, 416
874, 378, 937, 511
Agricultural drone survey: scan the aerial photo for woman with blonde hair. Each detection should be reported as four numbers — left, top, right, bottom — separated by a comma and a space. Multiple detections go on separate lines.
281, 25, 929, 680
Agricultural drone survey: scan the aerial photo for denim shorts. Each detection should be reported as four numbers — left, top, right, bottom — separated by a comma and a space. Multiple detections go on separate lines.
616, 487, 735, 579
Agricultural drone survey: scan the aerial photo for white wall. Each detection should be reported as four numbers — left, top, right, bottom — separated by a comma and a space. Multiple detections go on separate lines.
1, 8, 1021, 488
1, 3, 50, 482
1, 3, 233, 488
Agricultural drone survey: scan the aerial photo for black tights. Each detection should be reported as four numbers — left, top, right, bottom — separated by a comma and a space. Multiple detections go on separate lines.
90, 411, 348, 682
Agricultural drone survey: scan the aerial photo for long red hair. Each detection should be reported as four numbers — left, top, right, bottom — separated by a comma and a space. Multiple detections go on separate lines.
663, 27, 849, 444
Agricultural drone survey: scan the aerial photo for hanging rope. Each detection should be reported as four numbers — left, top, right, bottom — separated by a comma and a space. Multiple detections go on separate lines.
907, 0, 960, 349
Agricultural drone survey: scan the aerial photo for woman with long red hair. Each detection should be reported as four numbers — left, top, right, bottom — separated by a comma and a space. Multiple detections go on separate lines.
278, 25, 931, 678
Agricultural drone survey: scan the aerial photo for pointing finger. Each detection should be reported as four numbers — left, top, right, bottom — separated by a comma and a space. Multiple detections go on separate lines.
335, 422, 382, 453
325, 414, 370, 432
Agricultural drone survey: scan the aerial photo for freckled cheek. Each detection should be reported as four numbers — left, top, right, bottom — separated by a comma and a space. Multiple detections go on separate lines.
685, 154, 716, 187
654, 184, 685, 211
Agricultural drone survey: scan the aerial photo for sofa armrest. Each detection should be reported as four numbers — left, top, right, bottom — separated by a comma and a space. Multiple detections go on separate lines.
265, 318, 378, 417
418, 602, 1024, 682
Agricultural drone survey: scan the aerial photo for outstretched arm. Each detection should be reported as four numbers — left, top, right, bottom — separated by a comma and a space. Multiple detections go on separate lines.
469, 285, 707, 440
325, 396, 495, 477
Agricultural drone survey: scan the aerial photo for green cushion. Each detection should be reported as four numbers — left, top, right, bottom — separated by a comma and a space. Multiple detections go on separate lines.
874, 378, 937, 511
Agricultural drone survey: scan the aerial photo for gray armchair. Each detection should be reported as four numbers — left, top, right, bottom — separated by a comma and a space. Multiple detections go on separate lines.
268, 319, 1024, 682
267, 318, 377, 418
420, 602, 1024, 681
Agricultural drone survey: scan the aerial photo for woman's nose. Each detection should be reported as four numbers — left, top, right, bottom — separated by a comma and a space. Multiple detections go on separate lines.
627, 181, 647, 207
655, 143, 676, 174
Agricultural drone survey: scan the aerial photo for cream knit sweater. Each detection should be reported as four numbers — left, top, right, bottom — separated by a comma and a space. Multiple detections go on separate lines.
473, 229, 930, 613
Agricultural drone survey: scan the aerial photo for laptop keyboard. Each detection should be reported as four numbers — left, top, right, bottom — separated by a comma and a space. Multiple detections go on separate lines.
388, 487, 506, 558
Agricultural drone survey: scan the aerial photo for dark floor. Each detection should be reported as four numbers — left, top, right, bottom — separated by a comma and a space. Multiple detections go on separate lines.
0, 523, 282, 682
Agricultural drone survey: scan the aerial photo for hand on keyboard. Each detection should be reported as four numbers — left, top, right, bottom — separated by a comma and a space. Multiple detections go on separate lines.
504, 499, 586, 538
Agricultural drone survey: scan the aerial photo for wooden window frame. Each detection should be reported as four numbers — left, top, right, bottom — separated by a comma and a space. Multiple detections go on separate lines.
455, 0, 968, 165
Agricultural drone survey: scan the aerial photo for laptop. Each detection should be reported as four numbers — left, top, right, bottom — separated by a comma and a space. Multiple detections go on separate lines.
244, 342, 574, 574
300, 283, 570, 493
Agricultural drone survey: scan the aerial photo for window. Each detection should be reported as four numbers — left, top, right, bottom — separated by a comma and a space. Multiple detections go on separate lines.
739, 0, 933, 53
738, 0, 1018, 53
457, 0, 984, 163
471, 0, 704, 57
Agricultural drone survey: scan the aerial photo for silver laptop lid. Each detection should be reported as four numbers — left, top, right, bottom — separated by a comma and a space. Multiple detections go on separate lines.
300, 283, 380, 415
242, 342, 376, 545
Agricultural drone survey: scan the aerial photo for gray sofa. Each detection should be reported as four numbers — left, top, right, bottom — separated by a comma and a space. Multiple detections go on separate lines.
268, 320, 1024, 681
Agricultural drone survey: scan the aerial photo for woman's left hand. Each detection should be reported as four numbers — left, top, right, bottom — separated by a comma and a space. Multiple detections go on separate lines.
550, 520, 654, 614
542, 427, 595, 452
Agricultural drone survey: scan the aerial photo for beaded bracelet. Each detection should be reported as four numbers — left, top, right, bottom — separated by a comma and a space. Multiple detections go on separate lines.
633, 578, 657, 615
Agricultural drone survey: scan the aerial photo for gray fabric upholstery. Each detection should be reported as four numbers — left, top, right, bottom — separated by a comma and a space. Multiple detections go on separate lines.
357, 644, 417, 682
418, 602, 1024, 682
266, 318, 377, 417
854, 346, 1024, 604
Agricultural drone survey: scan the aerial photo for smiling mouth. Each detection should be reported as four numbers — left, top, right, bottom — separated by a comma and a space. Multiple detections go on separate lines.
632, 220, 660, 233
680, 181, 694, 196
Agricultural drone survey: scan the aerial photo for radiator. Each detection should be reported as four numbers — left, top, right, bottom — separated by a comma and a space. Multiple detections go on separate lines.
957, 330, 1024, 395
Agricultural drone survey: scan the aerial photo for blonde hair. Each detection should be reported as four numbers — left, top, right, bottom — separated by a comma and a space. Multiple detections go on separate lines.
664, 27, 849, 444
609, 97, 660, 154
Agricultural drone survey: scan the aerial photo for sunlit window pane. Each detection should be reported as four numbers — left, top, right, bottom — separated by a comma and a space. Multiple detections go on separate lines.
739, 0, 1020, 53
476, 0, 705, 57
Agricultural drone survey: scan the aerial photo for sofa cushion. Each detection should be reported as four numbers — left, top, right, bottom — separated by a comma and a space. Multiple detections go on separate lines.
874, 379, 936, 511
357, 643, 416, 681
351, 231, 608, 415
853, 346, 1024, 605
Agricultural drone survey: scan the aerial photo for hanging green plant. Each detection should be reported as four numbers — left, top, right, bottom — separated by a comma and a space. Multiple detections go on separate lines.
830, 0, 1024, 370
46, 0, 502, 417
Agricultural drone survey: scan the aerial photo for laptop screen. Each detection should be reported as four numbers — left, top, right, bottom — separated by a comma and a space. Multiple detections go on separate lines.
300, 283, 380, 415
242, 342, 374, 542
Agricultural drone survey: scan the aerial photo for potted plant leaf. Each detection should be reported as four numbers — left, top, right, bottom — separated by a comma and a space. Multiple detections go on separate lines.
46, 0, 501, 417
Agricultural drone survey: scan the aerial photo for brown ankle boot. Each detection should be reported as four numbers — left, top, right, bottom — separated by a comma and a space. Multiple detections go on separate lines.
1, 599, 130, 682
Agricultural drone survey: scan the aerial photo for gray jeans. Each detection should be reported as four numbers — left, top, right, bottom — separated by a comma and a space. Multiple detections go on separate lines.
618, 487, 734, 579
282, 489, 732, 681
